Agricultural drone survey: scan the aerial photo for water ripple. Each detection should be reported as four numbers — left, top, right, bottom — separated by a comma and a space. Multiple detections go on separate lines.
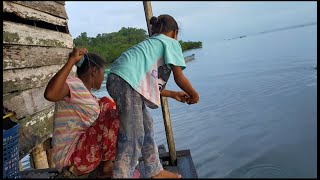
245, 164, 286, 178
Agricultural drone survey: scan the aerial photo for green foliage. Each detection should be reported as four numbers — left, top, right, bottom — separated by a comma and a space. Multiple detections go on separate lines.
74, 27, 147, 63
73, 27, 202, 64
178, 40, 202, 52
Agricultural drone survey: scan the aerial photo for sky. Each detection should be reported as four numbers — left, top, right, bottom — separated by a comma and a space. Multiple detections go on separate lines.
65, 1, 317, 43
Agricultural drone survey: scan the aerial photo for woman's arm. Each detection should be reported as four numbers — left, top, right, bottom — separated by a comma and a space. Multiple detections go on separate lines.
171, 65, 199, 104
44, 48, 86, 102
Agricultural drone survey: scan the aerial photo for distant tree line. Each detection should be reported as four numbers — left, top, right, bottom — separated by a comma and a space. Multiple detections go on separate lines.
73, 27, 202, 64
178, 40, 202, 52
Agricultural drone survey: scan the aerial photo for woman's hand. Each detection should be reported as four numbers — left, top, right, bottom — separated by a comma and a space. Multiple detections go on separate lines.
68, 48, 87, 64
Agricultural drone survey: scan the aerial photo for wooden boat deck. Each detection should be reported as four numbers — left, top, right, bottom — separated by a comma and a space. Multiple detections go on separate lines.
20, 145, 197, 178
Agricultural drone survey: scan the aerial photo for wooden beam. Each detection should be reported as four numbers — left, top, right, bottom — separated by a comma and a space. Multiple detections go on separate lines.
12, 1, 68, 19
55, 1, 66, 5
3, 21, 73, 48
18, 107, 54, 160
3, 86, 54, 120
3, 1, 67, 26
3, 45, 71, 70
3, 64, 77, 94
3, 64, 64, 94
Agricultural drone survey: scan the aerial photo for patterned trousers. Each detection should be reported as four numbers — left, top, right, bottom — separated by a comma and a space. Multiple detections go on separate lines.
69, 96, 120, 176
107, 73, 163, 178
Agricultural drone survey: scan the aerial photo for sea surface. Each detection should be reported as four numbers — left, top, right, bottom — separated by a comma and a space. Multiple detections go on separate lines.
22, 24, 317, 178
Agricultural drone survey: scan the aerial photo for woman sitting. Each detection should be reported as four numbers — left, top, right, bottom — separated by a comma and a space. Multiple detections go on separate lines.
44, 48, 119, 178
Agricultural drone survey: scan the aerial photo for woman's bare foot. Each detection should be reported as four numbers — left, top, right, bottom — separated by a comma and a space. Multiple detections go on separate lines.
96, 160, 113, 178
152, 170, 181, 178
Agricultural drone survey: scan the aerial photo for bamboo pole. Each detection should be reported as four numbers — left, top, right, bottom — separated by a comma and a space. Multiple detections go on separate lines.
143, 1, 153, 36
143, 1, 177, 165
160, 96, 177, 165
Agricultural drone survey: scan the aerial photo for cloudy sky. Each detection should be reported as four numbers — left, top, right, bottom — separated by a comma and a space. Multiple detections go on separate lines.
65, 1, 317, 42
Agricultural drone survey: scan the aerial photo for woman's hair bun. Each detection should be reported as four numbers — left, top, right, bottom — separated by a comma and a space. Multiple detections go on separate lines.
150, 16, 158, 25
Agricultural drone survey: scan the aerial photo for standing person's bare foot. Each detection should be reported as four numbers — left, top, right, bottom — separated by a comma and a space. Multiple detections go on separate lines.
152, 170, 181, 178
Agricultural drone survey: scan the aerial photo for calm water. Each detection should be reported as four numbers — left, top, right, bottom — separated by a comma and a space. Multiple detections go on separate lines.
22, 25, 317, 178
97, 24, 317, 178
96, 26, 317, 178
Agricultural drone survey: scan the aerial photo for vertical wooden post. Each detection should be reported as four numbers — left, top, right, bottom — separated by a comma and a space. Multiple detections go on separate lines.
160, 97, 177, 165
143, 1, 177, 165
143, 1, 153, 36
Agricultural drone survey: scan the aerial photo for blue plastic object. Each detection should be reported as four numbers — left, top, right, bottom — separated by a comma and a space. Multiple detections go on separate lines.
76, 56, 85, 67
3, 122, 20, 179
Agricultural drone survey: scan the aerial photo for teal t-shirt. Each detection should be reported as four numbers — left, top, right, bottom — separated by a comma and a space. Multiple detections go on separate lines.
109, 34, 186, 108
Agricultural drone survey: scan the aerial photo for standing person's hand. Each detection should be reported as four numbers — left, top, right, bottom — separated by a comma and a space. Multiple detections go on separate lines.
68, 48, 87, 64
186, 92, 199, 104
172, 91, 189, 103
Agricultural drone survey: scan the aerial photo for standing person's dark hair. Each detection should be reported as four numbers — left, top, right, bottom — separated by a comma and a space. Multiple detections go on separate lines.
150, 14, 179, 35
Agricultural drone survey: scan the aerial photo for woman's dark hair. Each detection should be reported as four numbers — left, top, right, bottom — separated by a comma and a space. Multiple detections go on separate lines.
150, 14, 179, 35
76, 53, 105, 77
